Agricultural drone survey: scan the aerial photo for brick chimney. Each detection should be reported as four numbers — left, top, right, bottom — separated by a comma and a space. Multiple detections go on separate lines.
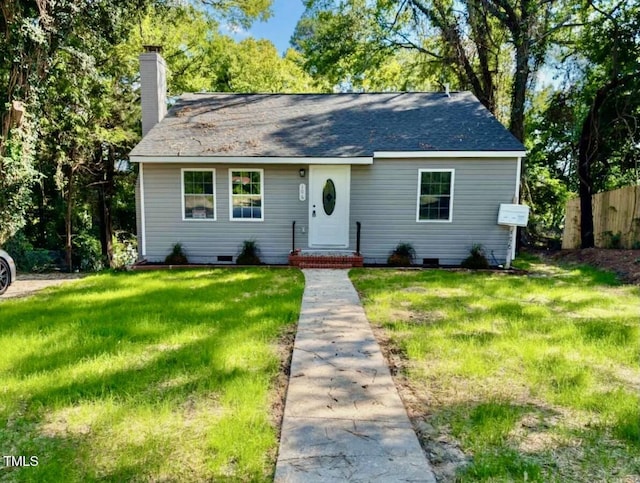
139, 46, 167, 137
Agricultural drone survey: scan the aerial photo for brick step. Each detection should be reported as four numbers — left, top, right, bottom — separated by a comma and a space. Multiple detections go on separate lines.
297, 262, 354, 269
288, 253, 364, 269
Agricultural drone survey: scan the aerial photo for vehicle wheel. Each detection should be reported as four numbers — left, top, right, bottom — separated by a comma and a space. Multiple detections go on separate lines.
0, 258, 10, 295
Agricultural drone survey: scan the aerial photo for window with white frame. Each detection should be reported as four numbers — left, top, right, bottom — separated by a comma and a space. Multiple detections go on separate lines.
182, 169, 216, 220
417, 169, 454, 222
229, 169, 263, 221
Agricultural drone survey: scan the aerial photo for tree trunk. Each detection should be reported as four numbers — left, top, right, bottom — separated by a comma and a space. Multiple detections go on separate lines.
510, 37, 530, 251
97, 145, 114, 268
412, 0, 497, 115
577, 75, 633, 248
65, 167, 74, 271
509, 39, 529, 143
468, 1, 496, 116
577, 105, 595, 248
36, 179, 47, 248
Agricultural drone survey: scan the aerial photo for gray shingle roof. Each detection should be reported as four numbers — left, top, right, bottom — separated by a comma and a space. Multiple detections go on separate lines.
130, 92, 525, 158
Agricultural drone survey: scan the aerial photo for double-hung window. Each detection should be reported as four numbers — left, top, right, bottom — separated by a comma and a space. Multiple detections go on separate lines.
182, 169, 216, 220
229, 169, 264, 221
417, 169, 454, 222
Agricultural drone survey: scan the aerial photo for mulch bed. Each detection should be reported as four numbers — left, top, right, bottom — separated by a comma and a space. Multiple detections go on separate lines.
545, 248, 640, 285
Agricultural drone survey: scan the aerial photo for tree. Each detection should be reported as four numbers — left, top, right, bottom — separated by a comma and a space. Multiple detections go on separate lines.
0, 1, 49, 245
217, 40, 315, 92
293, 0, 581, 142
0, 112, 39, 245
574, 0, 639, 248
1, 0, 277, 266
293, 4, 449, 93
525, 88, 575, 243
469, 0, 570, 142
525, 0, 639, 247
123, 5, 313, 95
0, 0, 158, 247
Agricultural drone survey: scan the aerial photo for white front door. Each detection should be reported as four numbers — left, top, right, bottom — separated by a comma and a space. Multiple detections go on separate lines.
309, 165, 351, 248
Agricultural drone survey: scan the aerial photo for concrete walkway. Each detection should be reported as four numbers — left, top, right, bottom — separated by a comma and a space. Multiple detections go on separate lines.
275, 270, 436, 482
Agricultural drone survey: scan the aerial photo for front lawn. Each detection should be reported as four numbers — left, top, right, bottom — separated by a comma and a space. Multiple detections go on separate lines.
0, 268, 304, 482
351, 261, 640, 481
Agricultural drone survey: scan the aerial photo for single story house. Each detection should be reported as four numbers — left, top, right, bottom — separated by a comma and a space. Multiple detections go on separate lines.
130, 49, 526, 266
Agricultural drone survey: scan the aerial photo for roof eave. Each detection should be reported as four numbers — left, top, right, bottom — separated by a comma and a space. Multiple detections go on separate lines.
130, 151, 527, 164
374, 150, 526, 159
129, 155, 375, 165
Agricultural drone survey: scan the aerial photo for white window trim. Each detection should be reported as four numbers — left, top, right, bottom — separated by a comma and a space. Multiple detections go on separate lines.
416, 168, 455, 223
181, 168, 217, 221
228, 168, 265, 222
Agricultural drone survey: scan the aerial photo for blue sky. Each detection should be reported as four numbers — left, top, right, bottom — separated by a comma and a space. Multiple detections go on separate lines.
230, 0, 306, 54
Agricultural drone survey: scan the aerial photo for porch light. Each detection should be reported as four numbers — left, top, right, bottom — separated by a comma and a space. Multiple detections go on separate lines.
299, 168, 306, 178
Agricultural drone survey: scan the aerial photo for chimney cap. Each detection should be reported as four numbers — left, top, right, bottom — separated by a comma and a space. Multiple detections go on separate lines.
143, 45, 163, 53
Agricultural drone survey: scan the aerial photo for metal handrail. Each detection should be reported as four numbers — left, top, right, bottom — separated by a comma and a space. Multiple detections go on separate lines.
291, 221, 296, 254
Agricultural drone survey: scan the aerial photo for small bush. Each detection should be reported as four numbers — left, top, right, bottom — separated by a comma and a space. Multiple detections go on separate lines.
236, 240, 261, 265
165, 243, 188, 265
23, 249, 56, 272
602, 231, 622, 249
4, 232, 56, 272
73, 231, 103, 271
112, 233, 138, 269
388, 242, 415, 267
461, 244, 490, 269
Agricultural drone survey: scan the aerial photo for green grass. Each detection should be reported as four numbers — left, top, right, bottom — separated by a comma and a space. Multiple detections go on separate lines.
0, 268, 304, 482
351, 260, 640, 481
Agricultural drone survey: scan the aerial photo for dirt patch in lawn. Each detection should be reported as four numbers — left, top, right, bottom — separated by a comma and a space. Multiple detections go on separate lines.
543, 248, 640, 285
2, 272, 86, 299
370, 325, 470, 482
270, 323, 297, 444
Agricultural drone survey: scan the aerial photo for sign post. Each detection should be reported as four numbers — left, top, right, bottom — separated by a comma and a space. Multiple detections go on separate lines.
497, 204, 530, 269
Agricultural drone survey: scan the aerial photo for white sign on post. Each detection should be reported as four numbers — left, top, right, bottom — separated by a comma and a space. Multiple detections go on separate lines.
497, 204, 529, 269
498, 204, 530, 227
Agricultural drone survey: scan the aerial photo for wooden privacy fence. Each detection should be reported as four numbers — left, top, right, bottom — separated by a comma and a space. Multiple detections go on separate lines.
562, 185, 640, 249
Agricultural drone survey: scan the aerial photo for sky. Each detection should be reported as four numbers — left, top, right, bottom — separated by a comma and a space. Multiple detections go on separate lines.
229, 0, 306, 55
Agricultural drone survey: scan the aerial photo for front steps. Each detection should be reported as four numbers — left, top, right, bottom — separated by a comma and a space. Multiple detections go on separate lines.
288, 250, 364, 269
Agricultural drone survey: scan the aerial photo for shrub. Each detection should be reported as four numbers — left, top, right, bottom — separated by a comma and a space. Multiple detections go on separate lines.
23, 249, 56, 272
461, 244, 490, 269
165, 243, 188, 265
112, 233, 138, 269
602, 231, 622, 249
388, 242, 415, 267
236, 239, 261, 265
73, 231, 103, 271
4, 231, 56, 272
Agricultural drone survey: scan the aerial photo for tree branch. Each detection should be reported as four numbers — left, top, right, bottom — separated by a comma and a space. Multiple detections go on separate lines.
478, 0, 518, 32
